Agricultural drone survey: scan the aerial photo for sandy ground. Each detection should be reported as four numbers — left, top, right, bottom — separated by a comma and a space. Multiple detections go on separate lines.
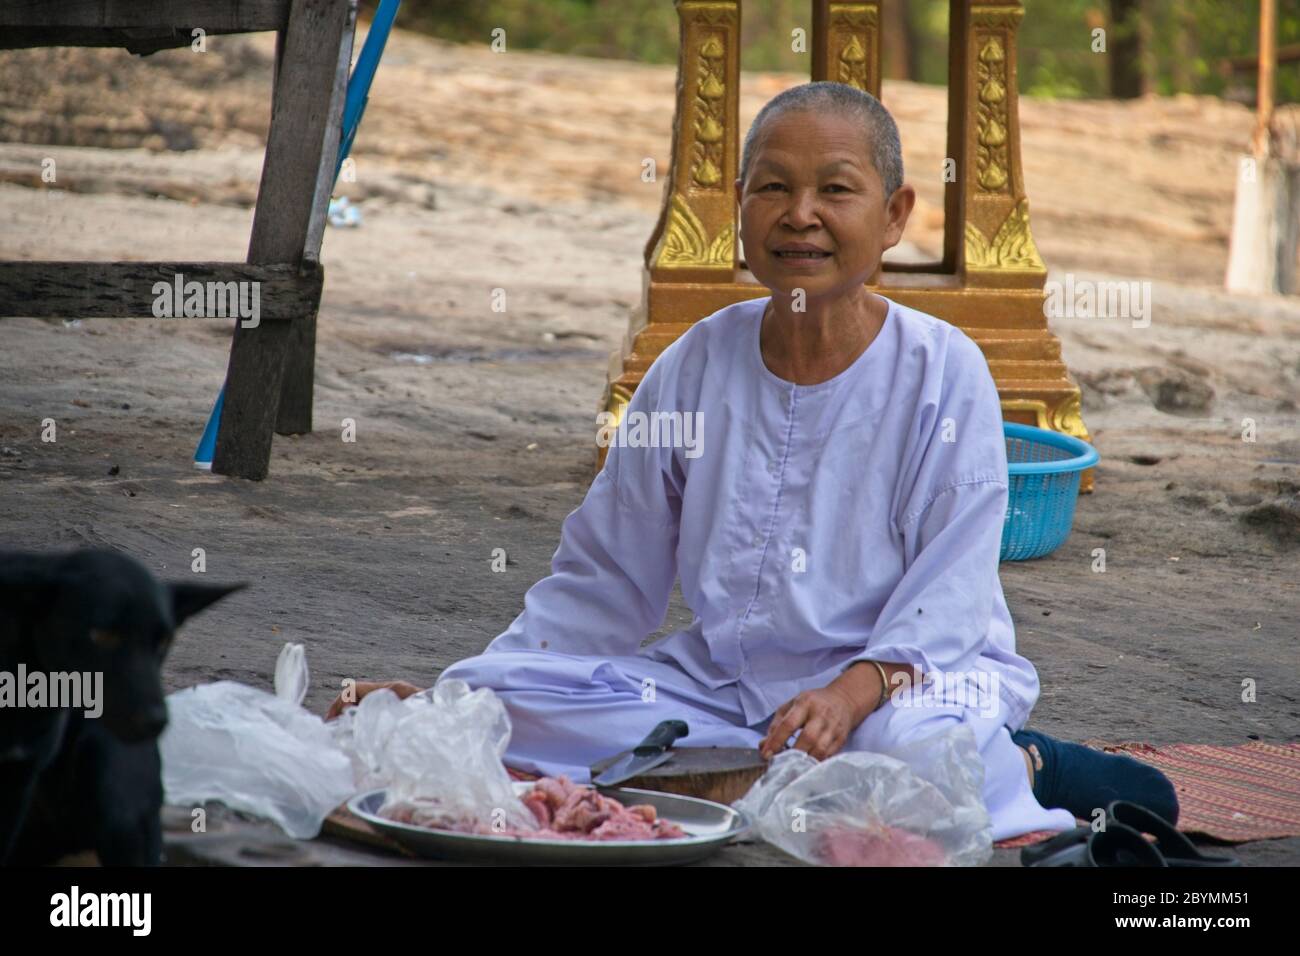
1, 30, 1298, 866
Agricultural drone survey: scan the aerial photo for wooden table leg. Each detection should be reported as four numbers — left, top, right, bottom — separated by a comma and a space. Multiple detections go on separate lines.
276, 306, 318, 436
214, 0, 355, 478
277, 0, 354, 438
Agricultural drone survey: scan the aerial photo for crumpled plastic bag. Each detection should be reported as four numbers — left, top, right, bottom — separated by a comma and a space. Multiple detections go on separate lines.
161, 646, 536, 839
160, 643, 356, 839
732, 723, 993, 867
351, 679, 536, 832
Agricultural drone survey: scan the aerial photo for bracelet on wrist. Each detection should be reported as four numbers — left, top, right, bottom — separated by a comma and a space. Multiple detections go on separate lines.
869, 660, 890, 712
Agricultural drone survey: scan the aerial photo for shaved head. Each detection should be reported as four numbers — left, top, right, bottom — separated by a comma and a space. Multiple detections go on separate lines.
740, 81, 903, 202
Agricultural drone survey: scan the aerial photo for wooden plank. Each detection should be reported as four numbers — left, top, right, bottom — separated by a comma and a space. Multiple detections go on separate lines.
213, 0, 354, 481
276, 0, 354, 436
0, 0, 290, 30
0, 27, 273, 53
0, 261, 320, 320
1222, 42, 1300, 74
0, 2, 290, 51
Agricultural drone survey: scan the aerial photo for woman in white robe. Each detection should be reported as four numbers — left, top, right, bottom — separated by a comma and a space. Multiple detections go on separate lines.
332, 82, 1177, 843
438, 284, 1075, 841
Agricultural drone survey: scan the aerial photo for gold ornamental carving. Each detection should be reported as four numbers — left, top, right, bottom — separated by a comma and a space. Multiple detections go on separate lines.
965, 199, 1045, 272
648, 1, 738, 274
659, 194, 735, 268
595, 383, 634, 469
1002, 396, 1089, 444
605, 383, 632, 429
969, 4, 1025, 29
688, 10, 733, 191
974, 33, 1011, 192
1049, 392, 1089, 443
827, 4, 879, 92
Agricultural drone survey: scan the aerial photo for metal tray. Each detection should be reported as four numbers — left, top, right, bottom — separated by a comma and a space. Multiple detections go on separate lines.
347, 781, 751, 866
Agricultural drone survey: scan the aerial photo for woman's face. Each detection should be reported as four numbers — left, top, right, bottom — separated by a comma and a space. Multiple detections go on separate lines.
735, 109, 914, 304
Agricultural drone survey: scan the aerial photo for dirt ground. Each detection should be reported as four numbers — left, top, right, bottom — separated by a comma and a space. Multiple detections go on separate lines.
1, 29, 1297, 866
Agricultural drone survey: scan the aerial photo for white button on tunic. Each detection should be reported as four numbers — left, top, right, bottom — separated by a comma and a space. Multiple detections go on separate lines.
441, 295, 1079, 840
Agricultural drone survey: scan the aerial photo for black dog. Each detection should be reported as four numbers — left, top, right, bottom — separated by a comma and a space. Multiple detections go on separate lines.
0, 549, 240, 865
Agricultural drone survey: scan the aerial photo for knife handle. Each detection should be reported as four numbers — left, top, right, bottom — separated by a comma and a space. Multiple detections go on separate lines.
633, 719, 689, 757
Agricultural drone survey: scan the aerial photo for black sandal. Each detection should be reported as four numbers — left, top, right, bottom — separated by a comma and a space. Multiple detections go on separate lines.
1022, 822, 1165, 867
1020, 825, 1090, 866
1107, 801, 1241, 867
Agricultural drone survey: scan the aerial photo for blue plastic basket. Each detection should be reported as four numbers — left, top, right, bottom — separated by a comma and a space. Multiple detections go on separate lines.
1000, 422, 1099, 561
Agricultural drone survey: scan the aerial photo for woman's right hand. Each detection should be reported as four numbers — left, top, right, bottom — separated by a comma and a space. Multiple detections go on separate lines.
324, 679, 424, 721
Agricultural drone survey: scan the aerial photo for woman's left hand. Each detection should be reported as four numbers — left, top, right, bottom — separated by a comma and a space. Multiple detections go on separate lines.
758, 684, 863, 761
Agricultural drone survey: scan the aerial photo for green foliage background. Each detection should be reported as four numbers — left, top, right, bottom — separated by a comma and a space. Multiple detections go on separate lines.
364, 1, 1299, 102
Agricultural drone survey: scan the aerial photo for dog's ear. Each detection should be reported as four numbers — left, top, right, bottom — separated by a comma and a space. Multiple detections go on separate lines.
169, 582, 246, 627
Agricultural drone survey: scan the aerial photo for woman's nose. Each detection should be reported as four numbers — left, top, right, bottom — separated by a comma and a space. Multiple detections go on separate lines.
779, 189, 822, 229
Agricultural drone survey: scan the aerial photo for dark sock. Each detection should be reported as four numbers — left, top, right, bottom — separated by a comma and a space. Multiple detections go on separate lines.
1012, 728, 1180, 826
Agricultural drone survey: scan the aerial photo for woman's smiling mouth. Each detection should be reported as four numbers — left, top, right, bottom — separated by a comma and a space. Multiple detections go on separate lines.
771, 243, 833, 266
769, 244, 832, 267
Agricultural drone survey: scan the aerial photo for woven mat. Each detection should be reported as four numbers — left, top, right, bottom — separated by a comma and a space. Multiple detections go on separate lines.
995, 740, 1300, 849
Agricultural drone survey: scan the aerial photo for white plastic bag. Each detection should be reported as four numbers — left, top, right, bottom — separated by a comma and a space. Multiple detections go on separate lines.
160, 644, 355, 839
163, 648, 536, 840
274, 642, 309, 707
733, 724, 993, 867
359, 679, 536, 831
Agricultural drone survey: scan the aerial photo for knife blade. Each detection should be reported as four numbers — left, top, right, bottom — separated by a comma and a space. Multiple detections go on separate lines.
592, 719, 690, 786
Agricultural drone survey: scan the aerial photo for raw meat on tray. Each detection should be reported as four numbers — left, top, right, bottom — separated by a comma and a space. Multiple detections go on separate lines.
383, 775, 687, 841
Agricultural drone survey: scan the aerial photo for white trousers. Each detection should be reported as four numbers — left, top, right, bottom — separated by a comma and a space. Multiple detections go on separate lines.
439, 648, 1078, 842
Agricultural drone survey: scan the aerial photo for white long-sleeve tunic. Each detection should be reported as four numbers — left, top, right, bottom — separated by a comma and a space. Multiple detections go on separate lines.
482, 294, 1043, 731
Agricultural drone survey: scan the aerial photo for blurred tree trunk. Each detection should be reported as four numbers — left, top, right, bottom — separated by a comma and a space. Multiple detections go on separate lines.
1108, 0, 1145, 98
883, 0, 918, 81
1170, 0, 1196, 94
777, 0, 797, 71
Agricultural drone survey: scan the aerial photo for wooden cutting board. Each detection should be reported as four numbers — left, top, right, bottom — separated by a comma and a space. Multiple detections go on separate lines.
589, 746, 766, 805
322, 805, 415, 857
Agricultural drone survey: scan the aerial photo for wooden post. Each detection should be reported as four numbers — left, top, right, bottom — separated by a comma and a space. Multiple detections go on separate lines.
277, 10, 354, 436
0, 0, 291, 52
1225, 0, 1298, 296
1254, 0, 1276, 161
213, 0, 355, 479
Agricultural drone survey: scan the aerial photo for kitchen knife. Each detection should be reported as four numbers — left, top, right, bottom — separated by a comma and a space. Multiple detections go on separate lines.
592, 719, 690, 786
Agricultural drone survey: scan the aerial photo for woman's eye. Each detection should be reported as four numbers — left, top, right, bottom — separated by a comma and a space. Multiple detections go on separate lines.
824, 183, 850, 193
759, 182, 785, 191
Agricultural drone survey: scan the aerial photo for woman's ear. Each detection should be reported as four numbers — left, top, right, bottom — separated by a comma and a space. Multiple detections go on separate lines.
882, 183, 917, 251
734, 178, 746, 247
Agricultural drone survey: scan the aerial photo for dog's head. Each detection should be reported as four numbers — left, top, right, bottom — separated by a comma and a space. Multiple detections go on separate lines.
2, 549, 242, 742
